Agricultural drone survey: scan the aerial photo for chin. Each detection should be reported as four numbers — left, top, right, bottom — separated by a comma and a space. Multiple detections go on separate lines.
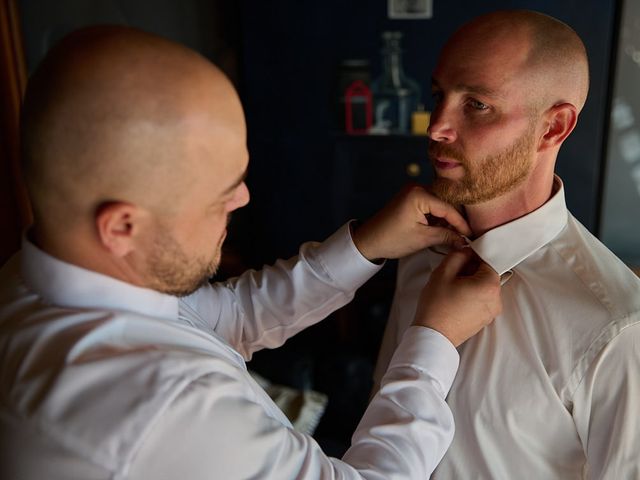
431, 178, 460, 202
435, 169, 465, 182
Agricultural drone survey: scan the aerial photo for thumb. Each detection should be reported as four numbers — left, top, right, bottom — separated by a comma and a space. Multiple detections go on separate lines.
426, 226, 467, 249
437, 248, 475, 279
470, 260, 500, 283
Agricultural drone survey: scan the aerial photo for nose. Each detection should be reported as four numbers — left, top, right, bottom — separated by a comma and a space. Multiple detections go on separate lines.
228, 182, 250, 212
427, 104, 457, 144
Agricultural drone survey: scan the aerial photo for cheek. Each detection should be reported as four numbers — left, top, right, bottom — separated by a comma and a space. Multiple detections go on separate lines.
206, 211, 229, 242
177, 211, 226, 252
463, 120, 524, 156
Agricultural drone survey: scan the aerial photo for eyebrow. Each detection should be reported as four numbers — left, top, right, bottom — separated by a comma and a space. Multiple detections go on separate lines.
431, 77, 502, 99
222, 168, 248, 196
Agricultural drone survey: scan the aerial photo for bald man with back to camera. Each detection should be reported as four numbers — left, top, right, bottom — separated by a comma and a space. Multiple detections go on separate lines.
374, 10, 640, 479
0, 26, 502, 479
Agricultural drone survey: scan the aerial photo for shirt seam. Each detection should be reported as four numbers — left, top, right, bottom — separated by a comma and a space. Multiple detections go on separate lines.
563, 311, 640, 408
547, 232, 616, 318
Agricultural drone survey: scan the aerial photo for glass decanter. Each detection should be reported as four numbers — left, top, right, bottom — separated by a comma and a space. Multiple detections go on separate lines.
370, 31, 421, 134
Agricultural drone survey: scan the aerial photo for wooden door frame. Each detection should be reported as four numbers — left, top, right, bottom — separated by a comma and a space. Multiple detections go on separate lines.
0, 0, 31, 265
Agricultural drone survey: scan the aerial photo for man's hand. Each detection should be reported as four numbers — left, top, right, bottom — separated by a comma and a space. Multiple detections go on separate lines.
413, 248, 502, 347
351, 185, 470, 262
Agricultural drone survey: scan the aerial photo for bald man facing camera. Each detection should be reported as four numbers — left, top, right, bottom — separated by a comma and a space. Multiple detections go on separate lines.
0, 26, 501, 479
374, 10, 640, 479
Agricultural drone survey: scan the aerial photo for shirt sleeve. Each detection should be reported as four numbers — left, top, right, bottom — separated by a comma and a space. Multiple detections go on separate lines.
372, 250, 435, 394
571, 319, 640, 479
126, 327, 459, 480
182, 223, 382, 360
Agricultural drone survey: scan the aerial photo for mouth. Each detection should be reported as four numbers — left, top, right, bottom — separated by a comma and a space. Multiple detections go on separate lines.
432, 157, 462, 170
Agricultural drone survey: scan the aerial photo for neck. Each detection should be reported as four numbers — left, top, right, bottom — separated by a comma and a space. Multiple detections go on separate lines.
464, 167, 556, 238
32, 223, 146, 287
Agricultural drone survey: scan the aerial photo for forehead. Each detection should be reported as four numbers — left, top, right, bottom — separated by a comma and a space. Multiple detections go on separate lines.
179, 112, 248, 194
434, 27, 532, 95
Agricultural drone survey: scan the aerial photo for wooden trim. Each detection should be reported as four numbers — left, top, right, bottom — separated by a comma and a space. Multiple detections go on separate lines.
0, 0, 32, 263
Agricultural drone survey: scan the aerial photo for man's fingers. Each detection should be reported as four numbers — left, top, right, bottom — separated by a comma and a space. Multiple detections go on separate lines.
426, 226, 467, 249
437, 248, 475, 279
418, 191, 471, 236
471, 259, 500, 283
434, 205, 471, 237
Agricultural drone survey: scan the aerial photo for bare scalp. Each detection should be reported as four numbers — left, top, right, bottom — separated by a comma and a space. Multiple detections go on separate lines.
447, 10, 589, 113
21, 26, 241, 231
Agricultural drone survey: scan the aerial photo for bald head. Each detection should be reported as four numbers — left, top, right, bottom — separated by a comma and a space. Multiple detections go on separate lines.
443, 10, 589, 113
22, 26, 244, 231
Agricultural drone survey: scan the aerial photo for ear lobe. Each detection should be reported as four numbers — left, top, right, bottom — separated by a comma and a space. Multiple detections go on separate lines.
95, 201, 141, 257
538, 103, 578, 152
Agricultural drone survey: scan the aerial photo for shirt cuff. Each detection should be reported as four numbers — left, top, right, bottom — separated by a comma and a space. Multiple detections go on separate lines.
308, 222, 384, 291
389, 326, 460, 397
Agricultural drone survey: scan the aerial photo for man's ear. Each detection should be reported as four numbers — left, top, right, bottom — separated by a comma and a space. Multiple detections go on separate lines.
95, 201, 146, 257
538, 103, 578, 152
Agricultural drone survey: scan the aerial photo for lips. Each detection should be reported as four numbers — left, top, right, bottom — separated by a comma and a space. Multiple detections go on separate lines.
429, 143, 465, 172
433, 158, 462, 170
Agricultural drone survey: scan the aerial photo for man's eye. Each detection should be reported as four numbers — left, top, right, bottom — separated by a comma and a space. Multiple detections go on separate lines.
469, 99, 489, 110
431, 91, 443, 103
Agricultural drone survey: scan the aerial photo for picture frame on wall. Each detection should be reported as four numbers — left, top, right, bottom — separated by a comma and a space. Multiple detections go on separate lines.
388, 0, 433, 19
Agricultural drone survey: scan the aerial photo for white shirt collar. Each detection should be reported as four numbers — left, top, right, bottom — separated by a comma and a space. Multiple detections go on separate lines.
21, 238, 179, 321
468, 176, 568, 276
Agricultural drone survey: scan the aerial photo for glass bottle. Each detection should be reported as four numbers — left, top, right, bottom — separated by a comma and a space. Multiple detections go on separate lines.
371, 31, 421, 135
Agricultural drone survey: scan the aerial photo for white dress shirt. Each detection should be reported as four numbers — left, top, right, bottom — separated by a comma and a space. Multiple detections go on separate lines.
0, 224, 460, 480
374, 178, 640, 479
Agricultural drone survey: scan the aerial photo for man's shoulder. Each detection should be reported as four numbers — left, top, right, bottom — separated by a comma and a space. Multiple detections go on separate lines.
548, 213, 640, 317
0, 310, 250, 475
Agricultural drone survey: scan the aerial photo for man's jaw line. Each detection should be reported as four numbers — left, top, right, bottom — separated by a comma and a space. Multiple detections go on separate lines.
431, 172, 524, 237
